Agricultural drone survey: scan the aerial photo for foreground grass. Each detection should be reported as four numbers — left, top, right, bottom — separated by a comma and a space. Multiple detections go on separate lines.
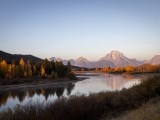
0, 76, 160, 120
109, 97, 160, 120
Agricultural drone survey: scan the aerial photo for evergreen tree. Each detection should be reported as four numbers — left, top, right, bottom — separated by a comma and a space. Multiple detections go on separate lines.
33, 65, 37, 76
6, 64, 12, 78
25, 63, 33, 77
28, 68, 33, 77
18, 66, 24, 78
43, 59, 52, 75
67, 61, 72, 72
51, 61, 55, 72
0, 62, 5, 78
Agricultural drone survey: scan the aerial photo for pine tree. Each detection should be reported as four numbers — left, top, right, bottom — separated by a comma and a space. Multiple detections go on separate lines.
33, 65, 37, 76
67, 61, 72, 72
28, 68, 33, 77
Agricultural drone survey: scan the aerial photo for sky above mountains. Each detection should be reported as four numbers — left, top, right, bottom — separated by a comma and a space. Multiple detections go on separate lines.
0, 0, 160, 61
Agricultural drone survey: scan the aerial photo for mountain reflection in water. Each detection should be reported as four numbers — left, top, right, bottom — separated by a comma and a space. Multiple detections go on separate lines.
71, 74, 140, 95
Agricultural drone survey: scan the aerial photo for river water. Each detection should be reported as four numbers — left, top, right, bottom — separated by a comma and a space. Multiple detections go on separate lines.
0, 73, 152, 111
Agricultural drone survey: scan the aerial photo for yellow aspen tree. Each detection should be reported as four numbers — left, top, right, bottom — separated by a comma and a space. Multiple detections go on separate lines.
19, 58, 25, 67
1, 60, 7, 69
19, 58, 25, 78
125, 66, 134, 72
1, 60, 8, 74
8, 64, 12, 73
41, 66, 45, 77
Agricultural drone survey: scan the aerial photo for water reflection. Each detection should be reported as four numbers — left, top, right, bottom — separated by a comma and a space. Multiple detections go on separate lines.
0, 82, 75, 111
71, 74, 140, 95
0, 73, 145, 111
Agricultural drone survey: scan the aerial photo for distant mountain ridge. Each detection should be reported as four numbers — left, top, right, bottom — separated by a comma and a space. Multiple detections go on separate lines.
1, 50, 159, 68
49, 51, 160, 68
0, 50, 42, 63
149, 55, 160, 65
99, 51, 143, 67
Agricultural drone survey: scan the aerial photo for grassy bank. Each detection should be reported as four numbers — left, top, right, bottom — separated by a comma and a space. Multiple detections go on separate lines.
0, 76, 160, 120
108, 97, 160, 120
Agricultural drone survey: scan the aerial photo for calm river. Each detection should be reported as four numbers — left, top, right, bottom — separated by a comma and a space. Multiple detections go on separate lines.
0, 73, 154, 111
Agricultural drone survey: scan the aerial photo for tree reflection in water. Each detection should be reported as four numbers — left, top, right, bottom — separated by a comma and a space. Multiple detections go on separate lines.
0, 82, 75, 108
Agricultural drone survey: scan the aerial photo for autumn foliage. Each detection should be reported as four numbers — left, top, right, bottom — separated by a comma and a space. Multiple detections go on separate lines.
101, 64, 160, 73
0, 58, 74, 79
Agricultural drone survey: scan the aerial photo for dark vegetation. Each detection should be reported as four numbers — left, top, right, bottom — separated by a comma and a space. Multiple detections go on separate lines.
0, 50, 42, 63
0, 57, 76, 85
0, 76, 160, 120
71, 65, 88, 71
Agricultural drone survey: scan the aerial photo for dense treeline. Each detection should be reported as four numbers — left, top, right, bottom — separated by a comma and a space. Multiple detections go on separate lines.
101, 64, 160, 73
0, 58, 75, 79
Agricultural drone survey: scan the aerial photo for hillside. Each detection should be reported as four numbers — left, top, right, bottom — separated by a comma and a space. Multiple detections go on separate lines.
0, 50, 42, 63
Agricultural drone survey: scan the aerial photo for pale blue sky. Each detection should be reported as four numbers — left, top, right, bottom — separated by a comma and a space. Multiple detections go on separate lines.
0, 0, 160, 61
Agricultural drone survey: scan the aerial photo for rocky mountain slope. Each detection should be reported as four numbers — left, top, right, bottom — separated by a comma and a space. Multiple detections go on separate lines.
49, 51, 158, 68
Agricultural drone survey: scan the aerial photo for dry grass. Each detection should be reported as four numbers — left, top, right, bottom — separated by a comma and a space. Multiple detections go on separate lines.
109, 98, 160, 120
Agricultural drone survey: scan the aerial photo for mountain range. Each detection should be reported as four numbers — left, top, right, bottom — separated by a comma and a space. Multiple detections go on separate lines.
49, 51, 160, 68
0, 50, 159, 68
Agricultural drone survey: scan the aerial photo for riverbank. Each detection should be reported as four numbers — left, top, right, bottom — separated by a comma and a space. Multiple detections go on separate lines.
0, 77, 76, 86
74, 71, 160, 75
0, 75, 160, 120
0, 77, 87, 92
75, 72, 103, 76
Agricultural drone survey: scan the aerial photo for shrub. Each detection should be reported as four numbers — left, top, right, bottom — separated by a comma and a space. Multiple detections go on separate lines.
67, 72, 76, 80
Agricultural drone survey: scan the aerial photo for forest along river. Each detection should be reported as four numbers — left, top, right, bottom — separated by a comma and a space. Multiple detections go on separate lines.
0, 73, 155, 111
